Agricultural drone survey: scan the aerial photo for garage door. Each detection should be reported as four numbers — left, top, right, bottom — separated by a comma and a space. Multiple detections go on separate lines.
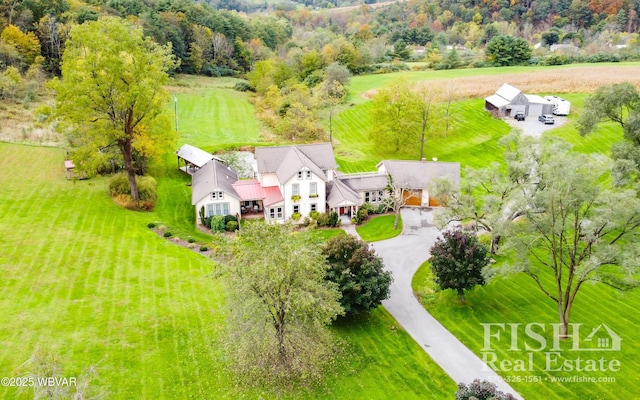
528, 104, 542, 116
403, 190, 422, 206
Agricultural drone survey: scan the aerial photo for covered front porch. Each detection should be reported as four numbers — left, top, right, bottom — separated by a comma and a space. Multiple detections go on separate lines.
232, 178, 284, 221
327, 179, 361, 222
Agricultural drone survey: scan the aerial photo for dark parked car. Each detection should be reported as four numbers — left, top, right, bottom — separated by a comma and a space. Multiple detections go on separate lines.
538, 114, 555, 124
514, 111, 525, 121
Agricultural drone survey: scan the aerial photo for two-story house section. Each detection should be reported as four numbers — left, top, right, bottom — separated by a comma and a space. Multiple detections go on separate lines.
255, 143, 337, 223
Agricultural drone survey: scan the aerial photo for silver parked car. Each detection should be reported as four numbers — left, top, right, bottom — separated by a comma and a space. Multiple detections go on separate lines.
538, 114, 555, 124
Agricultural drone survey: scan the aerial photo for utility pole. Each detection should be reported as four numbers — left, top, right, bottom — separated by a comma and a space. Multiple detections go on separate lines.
174, 94, 178, 132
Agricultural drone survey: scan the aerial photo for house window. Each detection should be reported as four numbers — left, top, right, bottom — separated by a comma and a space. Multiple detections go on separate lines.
293, 205, 300, 214
211, 191, 224, 200
310, 203, 317, 212
364, 191, 382, 203
292, 183, 300, 196
269, 207, 283, 219
306, 170, 311, 179
207, 203, 229, 216
309, 182, 317, 196
297, 171, 303, 180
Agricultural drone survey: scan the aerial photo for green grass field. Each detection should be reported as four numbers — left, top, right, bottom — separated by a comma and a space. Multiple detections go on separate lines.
332, 98, 511, 173
168, 76, 264, 151
356, 214, 402, 242
0, 144, 455, 398
411, 259, 640, 400
3, 63, 638, 399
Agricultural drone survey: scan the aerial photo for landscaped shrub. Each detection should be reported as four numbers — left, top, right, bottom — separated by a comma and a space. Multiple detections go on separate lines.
226, 220, 238, 231
354, 208, 369, 224
316, 213, 330, 227
199, 246, 208, 252
361, 202, 387, 215
163, 231, 172, 237
187, 237, 196, 243
108, 173, 158, 210
374, 203, 388, 214
199, 206, 206, 226
328, 211, 340, 227
224, 214, 237, 224
147, 222, 156, 228
210, 215, 226, 233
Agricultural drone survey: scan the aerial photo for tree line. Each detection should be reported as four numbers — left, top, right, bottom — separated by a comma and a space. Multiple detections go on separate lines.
0, 0, 293, 77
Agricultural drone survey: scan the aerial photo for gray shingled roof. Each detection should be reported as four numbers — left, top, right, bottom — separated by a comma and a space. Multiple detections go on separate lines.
338, 172, 388, 192
327, 179, 361, 208
255, 143, 337, 174
191, 159, 239, 205
379, 160, 460, 189
275, 146, 327, 183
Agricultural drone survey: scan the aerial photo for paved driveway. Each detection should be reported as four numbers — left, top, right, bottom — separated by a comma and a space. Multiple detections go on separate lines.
371, 208, 522, 398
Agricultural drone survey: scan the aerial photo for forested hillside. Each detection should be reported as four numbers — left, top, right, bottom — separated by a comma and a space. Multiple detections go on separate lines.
0, 0, 638, 82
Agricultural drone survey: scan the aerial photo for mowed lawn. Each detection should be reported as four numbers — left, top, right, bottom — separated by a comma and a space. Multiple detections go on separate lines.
412, 260, 640, 400
331, 98, 511, 173
0, 143, 456, 399
168, 76, 263, 150
356, 215, 402, 242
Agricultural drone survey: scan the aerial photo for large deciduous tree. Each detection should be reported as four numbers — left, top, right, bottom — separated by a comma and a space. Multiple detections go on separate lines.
52, 17, 177, 202
369, 80, 419, 153
222, 223, 343, 381
504, 141, 640, 337
577, 82, 640, 182
429, 228, 489, 302
322, 235, 392, 316
485, 35, 531, 66
431, 133, 536, 254
369, 79, 438, 159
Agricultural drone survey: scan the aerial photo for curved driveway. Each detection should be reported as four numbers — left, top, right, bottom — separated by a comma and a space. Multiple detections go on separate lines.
369, 208, 522, 398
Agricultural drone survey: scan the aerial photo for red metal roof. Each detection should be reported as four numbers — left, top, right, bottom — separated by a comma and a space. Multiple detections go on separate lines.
232, 179, 283, 206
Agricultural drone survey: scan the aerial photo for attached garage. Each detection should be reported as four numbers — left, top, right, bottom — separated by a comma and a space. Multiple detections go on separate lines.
403, 190, 422, 206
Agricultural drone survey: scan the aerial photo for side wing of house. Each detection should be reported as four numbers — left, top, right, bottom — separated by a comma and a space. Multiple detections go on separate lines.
191, 159, 241, 224
194, 189, 241, 222
378, 160, 460, 207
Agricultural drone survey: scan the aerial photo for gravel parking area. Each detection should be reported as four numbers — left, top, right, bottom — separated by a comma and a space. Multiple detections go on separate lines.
503, 114, 567, 137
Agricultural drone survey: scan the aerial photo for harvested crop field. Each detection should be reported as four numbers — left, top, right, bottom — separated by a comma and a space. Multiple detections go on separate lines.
362, 64, 640, 99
